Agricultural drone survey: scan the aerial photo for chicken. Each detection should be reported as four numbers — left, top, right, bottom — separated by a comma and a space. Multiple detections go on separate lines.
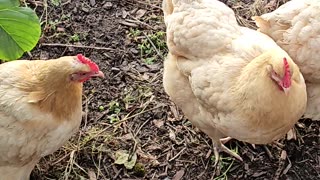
0, 54, 104, 180
162, 0, 307, 164
253, 0, 320, 120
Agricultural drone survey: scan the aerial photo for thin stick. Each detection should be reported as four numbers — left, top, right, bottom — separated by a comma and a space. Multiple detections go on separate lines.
169, 147, 186, 162
136, 0, 161, 9
41, 43, 120, 51
142, 32, 164, 59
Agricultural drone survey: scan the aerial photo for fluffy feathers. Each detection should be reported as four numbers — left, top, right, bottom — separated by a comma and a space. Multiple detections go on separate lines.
253, 0, 320, 120
162, 0, 307, 161
0, 55, 104, 179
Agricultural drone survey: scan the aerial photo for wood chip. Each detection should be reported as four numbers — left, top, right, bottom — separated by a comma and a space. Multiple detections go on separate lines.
135, 9, 147, 19
88, 169, 97, 180
172, 169, 185, 180
119, 20, 138, 27
169, 129, 176, 142
286, 128, 296, 140
153, 119, 164, 128
89, 0, 96, 6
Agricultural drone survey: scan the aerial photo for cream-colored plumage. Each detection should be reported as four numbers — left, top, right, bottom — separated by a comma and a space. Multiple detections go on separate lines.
0, 56, 104, 180
162, 0, 307, 161
253, 0, 320, 120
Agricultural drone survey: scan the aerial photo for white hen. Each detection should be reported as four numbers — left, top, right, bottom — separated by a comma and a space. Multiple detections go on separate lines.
254, 0, 320, 120
162, 0, 307, 164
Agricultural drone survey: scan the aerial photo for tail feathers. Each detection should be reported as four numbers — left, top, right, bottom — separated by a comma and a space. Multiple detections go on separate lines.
162, 0, 174, 18
252, 16, 270, 32
162, 0, 195, 17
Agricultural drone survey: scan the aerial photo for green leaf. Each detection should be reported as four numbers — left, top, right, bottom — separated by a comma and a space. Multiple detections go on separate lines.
0, 0, 20, 8
114, 150, 129, 165
124, 153, 137, 170
114, 150, 137, 170
0, 2, 41, 61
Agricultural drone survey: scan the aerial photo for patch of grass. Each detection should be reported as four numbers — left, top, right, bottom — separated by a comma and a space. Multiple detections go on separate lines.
138, 31, 167, 64
70, 34, 80, 42
48, 19, 59, 31
122, 86, 153, 109
128, 28, 142, 41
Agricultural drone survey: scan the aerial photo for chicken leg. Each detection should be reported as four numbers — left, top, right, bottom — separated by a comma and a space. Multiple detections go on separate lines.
212, 138, 243, 167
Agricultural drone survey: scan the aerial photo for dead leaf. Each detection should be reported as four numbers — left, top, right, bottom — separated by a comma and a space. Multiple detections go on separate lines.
280, 150, 287, 160
252, 171, 267, 177
89, 0, 96, 6
135, 9, 147, 19
56, 27, 65, 32
142, 73, 150, 80
146, 144, 162, 151
286, 128, 296, 140
169, 129, 176, 142
169, 105, 180, 121
122, 9, 129, 18
297, 122, 306, 128
265, 0, 277, 9
118, 133, 133, 141
88, 169, 97, 180
137, 147, 160, 167
153, 120, 164, 128
103, 2, 113, 9
172, 169, 185, 180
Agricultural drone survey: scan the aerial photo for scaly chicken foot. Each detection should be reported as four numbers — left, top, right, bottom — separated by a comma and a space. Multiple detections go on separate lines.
220, 137, 233, 144
212, 139, 243, 167
221, 136, 256, 149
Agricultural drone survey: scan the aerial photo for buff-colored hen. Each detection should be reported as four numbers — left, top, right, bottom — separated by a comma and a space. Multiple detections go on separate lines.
162, 0, 307, 163
253, 0, 320, 120
0, 55, 104, 180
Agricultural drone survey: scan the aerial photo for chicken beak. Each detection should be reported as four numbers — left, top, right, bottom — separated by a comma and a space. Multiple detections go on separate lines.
91, 71, 105, 78
283, 87, 290, 96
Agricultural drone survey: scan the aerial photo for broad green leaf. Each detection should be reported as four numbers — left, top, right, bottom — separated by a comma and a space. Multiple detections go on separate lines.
114, 150, 137, 170
0, 0, 20, 8
124, 153, 137, 170
114, 150, 129, 165
0, 4, 41, 61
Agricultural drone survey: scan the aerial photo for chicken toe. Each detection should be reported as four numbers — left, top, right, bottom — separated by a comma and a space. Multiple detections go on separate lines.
212, 139, 243, 166
220, 137, 233, 144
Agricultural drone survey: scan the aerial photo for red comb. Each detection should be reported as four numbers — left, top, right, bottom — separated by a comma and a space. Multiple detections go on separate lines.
76, 54, 99, 72
282, 57, 291, 88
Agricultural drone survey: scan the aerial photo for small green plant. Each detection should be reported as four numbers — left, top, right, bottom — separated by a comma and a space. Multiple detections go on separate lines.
108, 114, 120, 124
48, 19, 59, 31
51, 0, 61, 6
107, 101, 122, 123
144, 57, 156, 65
98, 106, 104, 111
211, 146, 238, 180
108, 101, 121, 114
128, 28, 141, 41
70, 34, 80, 42
0, 0, 41, 61
149, 31, 166, 49
138, 31, 166, 65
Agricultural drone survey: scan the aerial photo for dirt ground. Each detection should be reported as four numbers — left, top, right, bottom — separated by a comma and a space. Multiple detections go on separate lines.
21, 0, 319, 179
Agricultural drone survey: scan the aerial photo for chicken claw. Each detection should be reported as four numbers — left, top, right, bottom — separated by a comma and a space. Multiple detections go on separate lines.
212, 139, 243, 167
220, 137, 233, 144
